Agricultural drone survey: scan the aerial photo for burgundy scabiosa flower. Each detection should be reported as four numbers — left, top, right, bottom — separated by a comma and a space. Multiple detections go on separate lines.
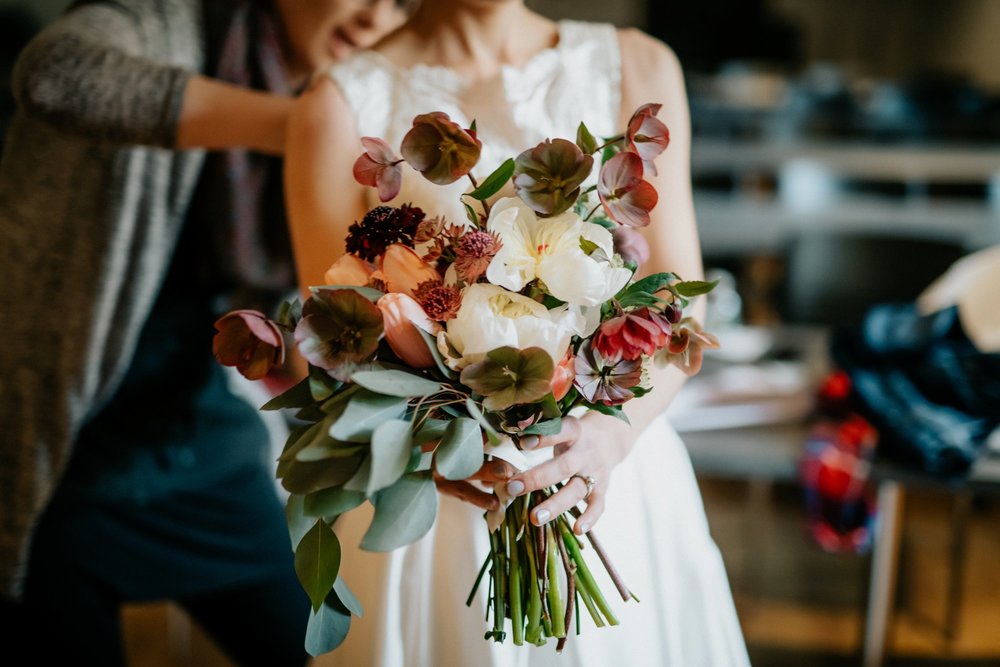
345, 204, 425, 261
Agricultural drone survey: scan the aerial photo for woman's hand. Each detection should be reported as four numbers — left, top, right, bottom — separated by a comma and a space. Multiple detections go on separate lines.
504, 412, 634, 534
425, 442, 516, 512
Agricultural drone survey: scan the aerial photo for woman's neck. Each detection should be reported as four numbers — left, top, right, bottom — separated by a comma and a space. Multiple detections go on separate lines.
383, 0, 557, 80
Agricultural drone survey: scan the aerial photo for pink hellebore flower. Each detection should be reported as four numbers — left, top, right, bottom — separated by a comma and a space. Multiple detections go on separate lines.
597, 151, 658, 228
377, 293, 442, 370
213, 310, 285, 380
353, 137, 403, 202
324, 254, 374, 287
659, 317, 721, 376
400, 112, 482, 185
625, 103, 670, 175
372, 244, 442, 296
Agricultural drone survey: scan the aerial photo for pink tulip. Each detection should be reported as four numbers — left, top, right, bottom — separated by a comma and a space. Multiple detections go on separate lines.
372, 244, 441, 296
324, 254, 374, 286
377, 293, 442, 369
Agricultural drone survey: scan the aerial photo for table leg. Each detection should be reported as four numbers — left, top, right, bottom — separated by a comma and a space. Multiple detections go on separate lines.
863, 480, 905, 667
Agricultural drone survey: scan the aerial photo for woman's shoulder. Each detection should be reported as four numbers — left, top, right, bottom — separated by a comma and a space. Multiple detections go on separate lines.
615, 28, 686, 123
616, 28, 682, 81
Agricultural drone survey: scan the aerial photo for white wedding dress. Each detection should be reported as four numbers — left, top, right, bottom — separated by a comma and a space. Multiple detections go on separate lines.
317, 20, 751, 667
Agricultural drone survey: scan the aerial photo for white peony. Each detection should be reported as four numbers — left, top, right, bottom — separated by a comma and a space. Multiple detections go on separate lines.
445, 283, 584, 365
485, 197, 633, 307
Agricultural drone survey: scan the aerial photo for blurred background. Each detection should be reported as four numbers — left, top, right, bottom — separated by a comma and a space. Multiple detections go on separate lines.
3, 0, 999, 665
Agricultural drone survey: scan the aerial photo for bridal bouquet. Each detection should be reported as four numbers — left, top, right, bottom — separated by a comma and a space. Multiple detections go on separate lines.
214, 104, 717, 655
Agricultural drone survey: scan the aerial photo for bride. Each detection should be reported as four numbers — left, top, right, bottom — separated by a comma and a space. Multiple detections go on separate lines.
284, 1, 751, 665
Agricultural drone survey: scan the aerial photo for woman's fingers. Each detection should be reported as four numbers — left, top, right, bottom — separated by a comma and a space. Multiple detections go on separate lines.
470, 459, 515, 484
573, 488, 607, 534
434, 477, 499, 511
504, 446, 585, 497
519, 416, 581, 451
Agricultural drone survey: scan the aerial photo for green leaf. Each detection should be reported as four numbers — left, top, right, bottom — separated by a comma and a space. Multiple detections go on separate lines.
295, 519, 341, 612
579, 236, 600, 256
280, 420, 328, 464
520, 417, 562, 436
275, 298, 301, 330
305, 593, 351, 657
434, 418, 483, 480
261, 376, 313, 410
297, 439, 365, 463
303, 487, 366, 518
537, 392, 561, 419
367, 419, 414, 495
286, 494, 313, 550
673, 279, 720, 298
342, 455, 372, 493
465, 398, 500, 442
309, 365, 340, 401
621, 272, 677, 300
576, 122, 598, 154
332, 576, 364, 617
351, 369, 442, 397
587, 402, 631, 424
417, 328, 457, 380
360, 472, 438, 551
467, 157, 515, 201
413, 418, 450, 446
330, 391, 409, 442
463, 201, 480, 227
280, 454, 365, 495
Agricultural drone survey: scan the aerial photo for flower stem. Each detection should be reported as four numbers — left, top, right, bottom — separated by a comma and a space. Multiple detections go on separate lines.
489, 528, 507, 642
522, 512, 544, 645
592, 134, 624, 154
570, 506, 632, 602
507, 519, 524, 645
554, 520, 577, 653
546, 527, 566, 638
583, 201, 603, 222
559, 522, 618, 625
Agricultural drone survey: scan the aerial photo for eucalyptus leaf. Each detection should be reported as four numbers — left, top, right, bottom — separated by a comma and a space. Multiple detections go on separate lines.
297, 437, 364, 463
366, 419, 414, 495
281, 454, 364, 495
673, 279, 720, 298
520, 417, 562, 436
576, 122, 598, 155
465, 398, 499, 440
413, 418, 450, 446
261, 376, 313, 411
303, 487, 366, 518
467, 157, 515, 201
330, 391, 408, 442
280, 420, 328, 464
294, 519, 341, 612
332, 576, 364, 618
305, 594, 351, 657
360, 472, 438, 551
417, 328, 457, 380
309, 365, 339, 401
342, 455, 372, 493
434, 418, 483, 481
351, 370, 442, 397
286, 494, 313, 550
275, 298, 301, 330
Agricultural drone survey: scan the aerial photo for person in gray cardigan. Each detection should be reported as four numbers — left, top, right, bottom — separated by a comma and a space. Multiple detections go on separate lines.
0, 0, 405, 663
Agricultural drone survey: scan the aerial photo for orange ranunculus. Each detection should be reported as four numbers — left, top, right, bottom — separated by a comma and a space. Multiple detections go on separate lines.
324, 254, 374, 286
372, 244, 441, 296
550, 348, 575, 401
377, 293, 442, 369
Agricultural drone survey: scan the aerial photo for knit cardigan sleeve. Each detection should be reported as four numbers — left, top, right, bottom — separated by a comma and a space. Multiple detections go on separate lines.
11, 1, 195, 148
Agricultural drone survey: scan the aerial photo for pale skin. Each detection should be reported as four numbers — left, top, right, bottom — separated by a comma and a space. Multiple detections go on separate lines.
284, 0, 706, 535
175, 0, 405, 155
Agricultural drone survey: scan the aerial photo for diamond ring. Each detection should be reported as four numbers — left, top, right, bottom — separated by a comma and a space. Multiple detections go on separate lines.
573, 474, 597, 501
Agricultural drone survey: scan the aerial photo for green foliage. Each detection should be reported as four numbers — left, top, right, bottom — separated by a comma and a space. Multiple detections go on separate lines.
468, 158, 515, 201
576, 122, 598, 155
303, 487, 366, 519
360, 471, 438, 551
366, 419, 415, 495
295, 519, 342, 612
434, 418, 483, 480
351, 369, 442, 397
329, 391, 408, 442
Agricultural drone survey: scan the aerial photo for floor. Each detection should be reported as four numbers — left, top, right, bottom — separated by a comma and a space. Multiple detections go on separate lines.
122, 479, 1000, 666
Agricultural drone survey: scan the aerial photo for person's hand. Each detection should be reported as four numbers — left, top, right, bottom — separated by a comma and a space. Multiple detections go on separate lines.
503, 412, 634, 534
423, 438, 516, 512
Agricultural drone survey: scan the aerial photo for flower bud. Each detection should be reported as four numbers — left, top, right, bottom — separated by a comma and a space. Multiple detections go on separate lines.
372, 244, 442, 296
324, 254, 374, 286
377, 293, 442, 369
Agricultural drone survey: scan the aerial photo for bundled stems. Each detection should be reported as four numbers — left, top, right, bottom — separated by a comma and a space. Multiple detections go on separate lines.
570, 506, 633, 603
477, 487, 629, 649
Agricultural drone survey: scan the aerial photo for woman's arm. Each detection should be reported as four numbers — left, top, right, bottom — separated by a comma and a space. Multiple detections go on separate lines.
507, 31, 705, 531
14, 2, 293, 154
284, 76, 369, 295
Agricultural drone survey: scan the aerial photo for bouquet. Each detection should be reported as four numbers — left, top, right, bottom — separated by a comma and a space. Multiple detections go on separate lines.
213, 103, 718, 656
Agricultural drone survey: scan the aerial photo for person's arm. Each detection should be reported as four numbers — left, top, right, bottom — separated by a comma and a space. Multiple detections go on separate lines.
14, 2, 292, 154
507, 31, 706, 532
284, 75, 369, 294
